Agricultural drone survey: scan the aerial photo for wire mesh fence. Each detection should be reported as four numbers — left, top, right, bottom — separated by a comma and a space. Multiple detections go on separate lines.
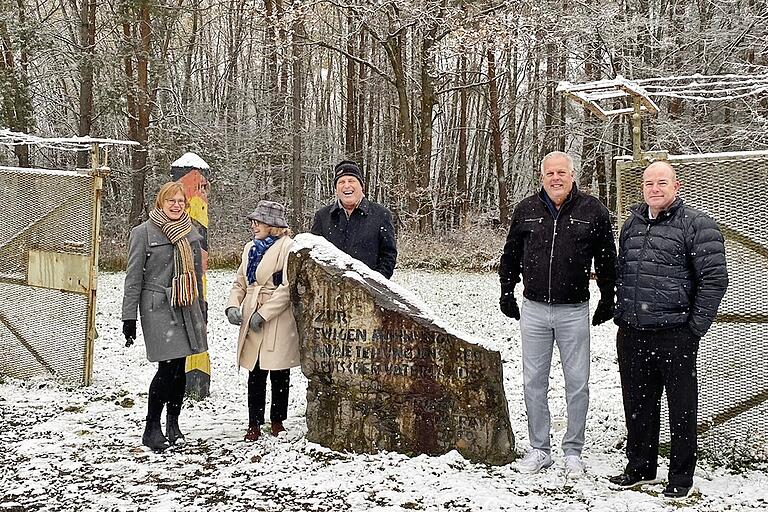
0, 166, 98, 385
616, 151, 768, 462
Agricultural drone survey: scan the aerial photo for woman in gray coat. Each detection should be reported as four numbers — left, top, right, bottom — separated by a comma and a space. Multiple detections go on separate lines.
121, 181, 208, 452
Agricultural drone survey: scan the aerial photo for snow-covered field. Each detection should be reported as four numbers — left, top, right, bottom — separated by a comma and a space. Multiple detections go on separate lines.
1, 269, 766, 511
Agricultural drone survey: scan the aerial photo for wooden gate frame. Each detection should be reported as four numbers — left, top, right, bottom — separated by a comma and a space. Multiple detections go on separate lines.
0, 133, 136, 384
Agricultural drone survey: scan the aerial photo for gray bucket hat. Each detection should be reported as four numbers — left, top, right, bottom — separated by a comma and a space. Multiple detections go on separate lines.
247, 200, 289, 228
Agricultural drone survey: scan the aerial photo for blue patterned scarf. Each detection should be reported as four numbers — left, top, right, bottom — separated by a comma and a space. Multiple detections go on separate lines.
247, 235, 278, 284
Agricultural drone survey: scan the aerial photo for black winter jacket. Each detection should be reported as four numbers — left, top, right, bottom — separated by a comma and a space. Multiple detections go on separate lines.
614, 198, 728, 337
311, 197, 398, 279
499, 186, 617, 304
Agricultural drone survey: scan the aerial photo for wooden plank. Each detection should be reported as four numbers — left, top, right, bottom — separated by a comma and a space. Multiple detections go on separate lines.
27, 249, 89, 294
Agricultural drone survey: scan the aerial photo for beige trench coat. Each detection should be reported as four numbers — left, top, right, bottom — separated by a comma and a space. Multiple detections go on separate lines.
227, 236, 300, 371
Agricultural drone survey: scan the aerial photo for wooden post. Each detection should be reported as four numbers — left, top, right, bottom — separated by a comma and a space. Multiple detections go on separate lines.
171, 152, 211, 399
84, 142, 104, 385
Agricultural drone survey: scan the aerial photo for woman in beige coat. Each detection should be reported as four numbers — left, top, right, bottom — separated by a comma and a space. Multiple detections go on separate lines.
225, 200, 300, 441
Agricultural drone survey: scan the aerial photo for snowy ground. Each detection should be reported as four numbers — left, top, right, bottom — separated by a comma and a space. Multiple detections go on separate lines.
1, 269, 767, 511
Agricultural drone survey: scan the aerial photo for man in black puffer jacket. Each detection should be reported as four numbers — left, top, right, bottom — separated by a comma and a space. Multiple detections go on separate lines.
499, 151, 617, 477
609, 161, 728, 499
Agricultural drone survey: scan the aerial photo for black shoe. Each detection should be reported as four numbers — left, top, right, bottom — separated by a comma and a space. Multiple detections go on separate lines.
165, 413, 185, 446
142, 418, 170, 452
608, 473, 658, 488
663, 484, 692, 499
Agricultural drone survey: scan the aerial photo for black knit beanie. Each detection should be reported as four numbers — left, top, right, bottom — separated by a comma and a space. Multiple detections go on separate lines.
333, 160, 364, 188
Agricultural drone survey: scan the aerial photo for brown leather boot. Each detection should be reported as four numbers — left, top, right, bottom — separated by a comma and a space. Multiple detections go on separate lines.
244, 425, 261, 442
271, 421, 285, 436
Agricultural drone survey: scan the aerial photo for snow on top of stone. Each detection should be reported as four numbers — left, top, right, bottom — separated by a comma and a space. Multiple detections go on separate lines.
170, 152, 209, 169
292, 233, 494, 350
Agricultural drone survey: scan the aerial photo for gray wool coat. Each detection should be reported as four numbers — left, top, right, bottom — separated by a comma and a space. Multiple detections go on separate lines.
121, 219, 208, 362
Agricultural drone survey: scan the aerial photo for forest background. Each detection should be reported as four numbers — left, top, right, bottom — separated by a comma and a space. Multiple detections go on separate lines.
1, 0, 766, 269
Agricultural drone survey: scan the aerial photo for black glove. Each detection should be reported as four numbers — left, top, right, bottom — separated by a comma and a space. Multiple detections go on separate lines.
226, 307, 242, 326
123, 319, 136, 347
249, 312, 264, 332
592, 299, 615, 326
499, 295, 520, 320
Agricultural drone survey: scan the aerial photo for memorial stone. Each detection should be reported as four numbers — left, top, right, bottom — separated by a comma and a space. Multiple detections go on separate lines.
289, 234, 515, 465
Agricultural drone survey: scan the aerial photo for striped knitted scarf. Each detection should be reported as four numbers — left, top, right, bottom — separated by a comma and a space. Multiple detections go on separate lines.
149, 208, 199, 307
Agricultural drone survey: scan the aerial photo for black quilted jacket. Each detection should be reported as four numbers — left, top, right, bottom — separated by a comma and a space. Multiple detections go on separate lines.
614, 197, 728, 337
499, 186, 617, 304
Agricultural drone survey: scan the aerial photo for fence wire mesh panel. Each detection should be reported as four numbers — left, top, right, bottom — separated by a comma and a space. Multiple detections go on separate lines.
0, 166, 97, 385
617, 151, 768, 461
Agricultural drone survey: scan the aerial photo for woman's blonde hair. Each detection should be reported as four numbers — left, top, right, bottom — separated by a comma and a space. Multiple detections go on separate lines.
154, 182, 187, 209
266, 226, 292, 238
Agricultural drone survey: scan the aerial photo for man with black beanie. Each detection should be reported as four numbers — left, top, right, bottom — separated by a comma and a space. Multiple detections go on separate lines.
311, 160, 398, 278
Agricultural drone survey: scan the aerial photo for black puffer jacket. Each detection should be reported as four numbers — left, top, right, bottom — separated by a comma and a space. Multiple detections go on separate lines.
311, 197, 398, 279
614, 198, 728, 337
499, 186, 616, 304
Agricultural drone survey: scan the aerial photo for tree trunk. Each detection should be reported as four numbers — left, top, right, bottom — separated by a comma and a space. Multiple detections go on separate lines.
126, 1, 151, 227
455, 54, 468, 228
558, 46, 566, 151
417, 31, 436, 233
543, 42, 557, 155
264, 0, 281, 127
291, 19, 305, 230
530, 36, 543, 186
355, 28, 367, 163
344, 14, 356, 157
382, 32, 417, 228
181, 0, 199, 108
579, 36, 599, 193
487, 48, 509, 225
0, 0, 32, 167
77, 0, 96, 169
274, 0, 289, 98
222, 0, 245, 127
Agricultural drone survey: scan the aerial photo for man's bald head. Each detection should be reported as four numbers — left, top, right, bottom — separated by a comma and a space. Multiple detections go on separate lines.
644, 161, 677, 182
643, 161, 680, 217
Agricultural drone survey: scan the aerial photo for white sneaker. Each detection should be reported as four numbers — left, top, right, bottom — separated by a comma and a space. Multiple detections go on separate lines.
517, 449, 553, 473
563, 455, 585, 479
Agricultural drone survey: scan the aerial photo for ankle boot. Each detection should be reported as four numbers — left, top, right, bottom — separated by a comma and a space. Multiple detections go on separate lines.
166, 413, 185, 445
271, 421, 285, 437
244, 425, 261, 442
142, 418, 170, 452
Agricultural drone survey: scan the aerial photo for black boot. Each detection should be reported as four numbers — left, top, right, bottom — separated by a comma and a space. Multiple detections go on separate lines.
142, 417, 170, 452
166, 413, 185, 445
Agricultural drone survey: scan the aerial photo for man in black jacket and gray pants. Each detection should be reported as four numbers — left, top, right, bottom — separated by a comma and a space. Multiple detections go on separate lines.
499, 151, 617, 478
609, 161, 728, 499
311, 160, 397, 279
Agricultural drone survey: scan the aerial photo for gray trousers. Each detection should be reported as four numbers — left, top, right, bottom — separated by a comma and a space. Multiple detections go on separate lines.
520, 298, 590, 456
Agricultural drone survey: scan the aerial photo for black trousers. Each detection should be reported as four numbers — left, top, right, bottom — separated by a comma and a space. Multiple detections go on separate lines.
248, 360, 290, 427
147, 357, 186, 421
617, 325, 699, 487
